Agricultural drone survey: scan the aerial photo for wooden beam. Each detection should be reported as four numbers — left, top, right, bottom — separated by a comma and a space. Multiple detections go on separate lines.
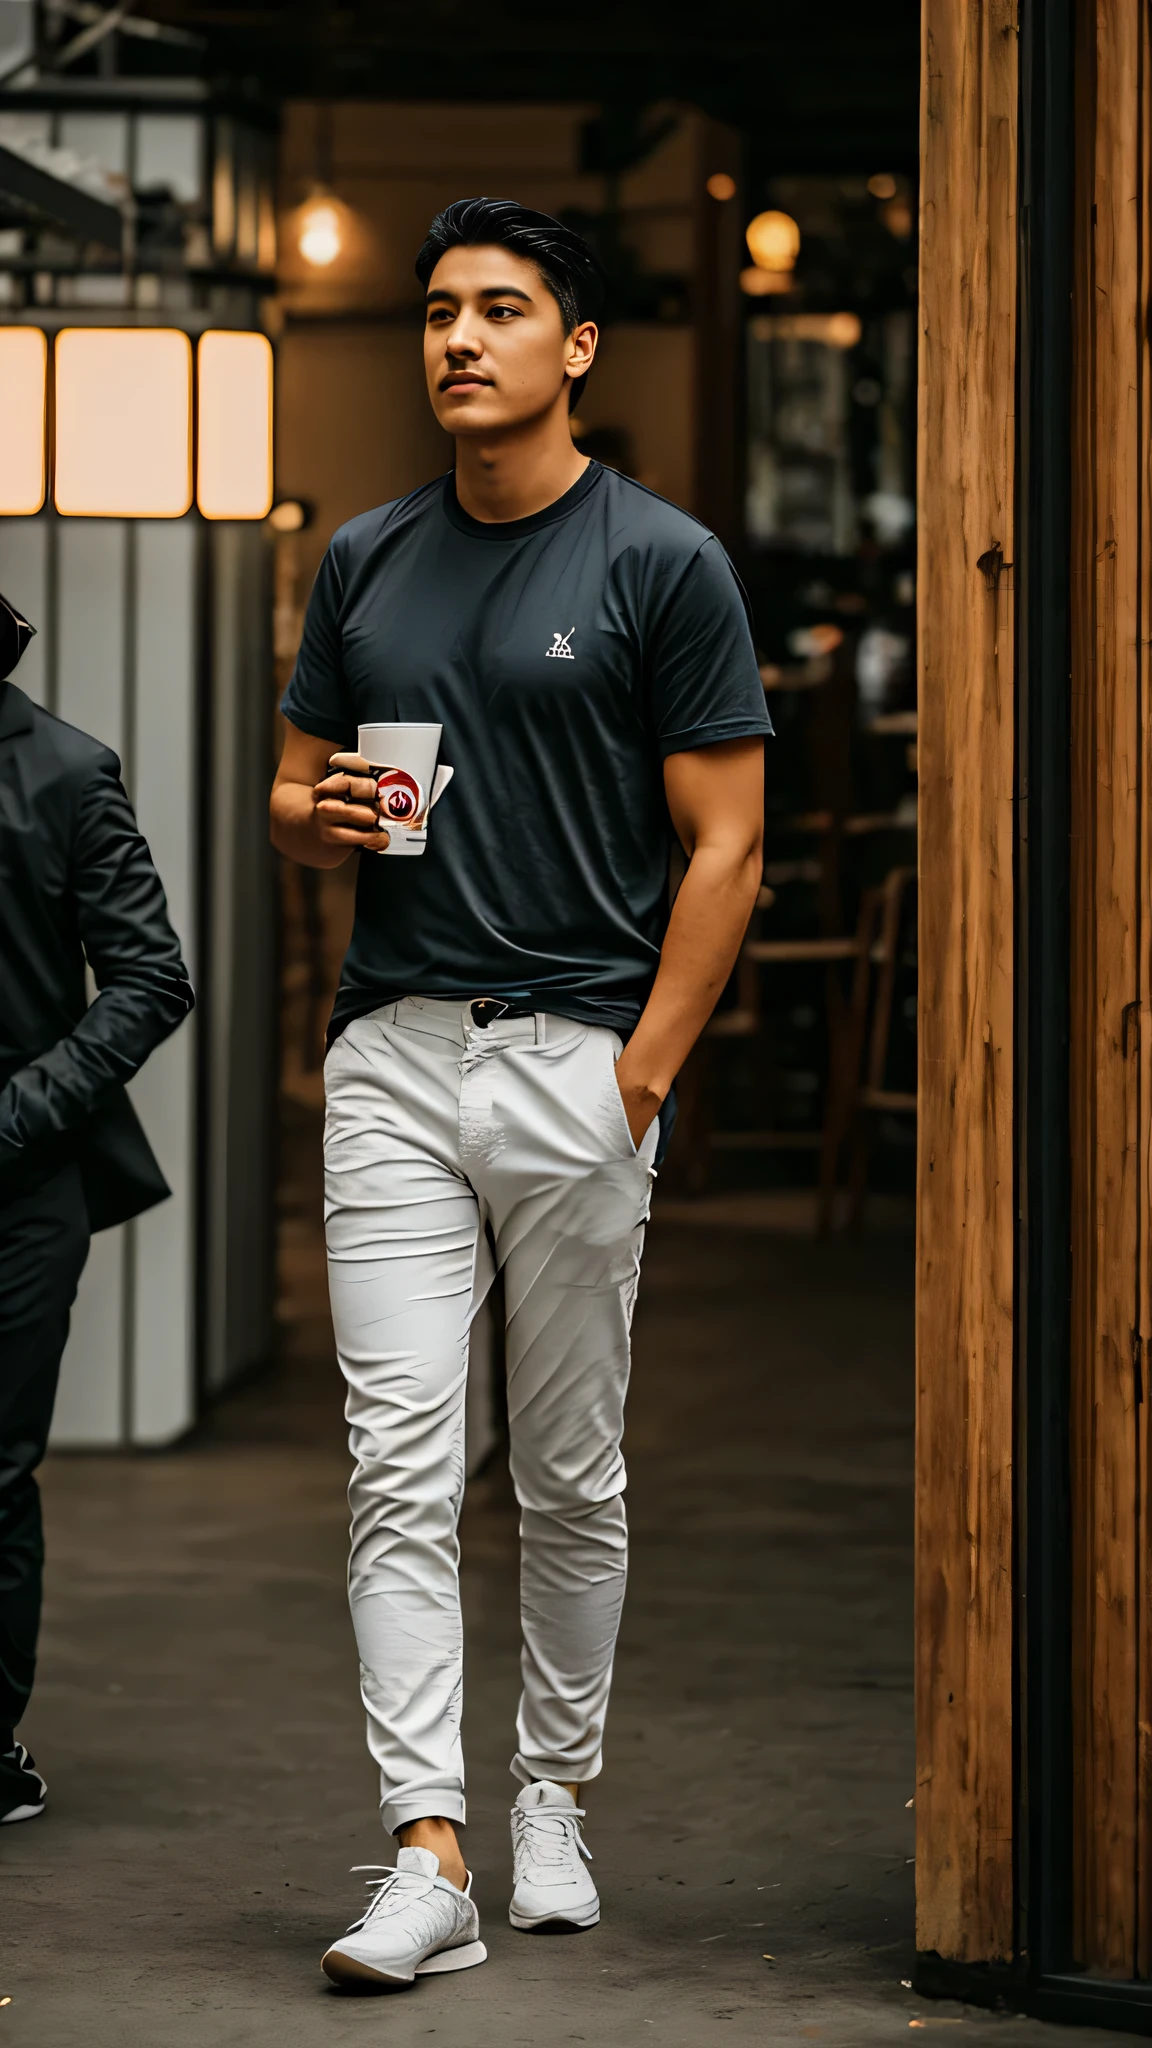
916, 0, 1018, 1963
1069, 0, 1150, 1978
692, 118, 744, 547
1138, 22, 1152, 1969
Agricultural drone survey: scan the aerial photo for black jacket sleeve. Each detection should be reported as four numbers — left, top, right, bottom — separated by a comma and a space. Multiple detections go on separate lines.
0, 760, 195, 1171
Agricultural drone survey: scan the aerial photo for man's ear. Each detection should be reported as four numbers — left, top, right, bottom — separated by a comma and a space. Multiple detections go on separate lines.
566, 320, 598, 384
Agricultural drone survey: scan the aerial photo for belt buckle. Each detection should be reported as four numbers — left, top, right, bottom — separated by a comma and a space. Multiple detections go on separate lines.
470, 998, 509, 1030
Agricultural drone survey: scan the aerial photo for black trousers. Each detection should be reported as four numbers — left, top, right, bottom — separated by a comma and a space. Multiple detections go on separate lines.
0, 1161, 90, 1743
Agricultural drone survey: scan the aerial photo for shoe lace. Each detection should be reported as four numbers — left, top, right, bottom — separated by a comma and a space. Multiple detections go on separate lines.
345, 1863, 432, 1931
512, 1804, 593, 1879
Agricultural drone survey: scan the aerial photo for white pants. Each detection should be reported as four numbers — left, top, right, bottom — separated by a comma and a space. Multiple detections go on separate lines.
323, 997, 657, 1835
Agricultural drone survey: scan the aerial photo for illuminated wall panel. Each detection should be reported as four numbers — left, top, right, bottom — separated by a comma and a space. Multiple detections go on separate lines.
54, 328, 193, 518
0, 328, 47, 514
196, 330, 274, 519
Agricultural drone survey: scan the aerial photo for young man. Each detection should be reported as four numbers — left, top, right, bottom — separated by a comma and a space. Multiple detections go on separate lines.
271, 196, 771, 1989
0, 592, 194, 1825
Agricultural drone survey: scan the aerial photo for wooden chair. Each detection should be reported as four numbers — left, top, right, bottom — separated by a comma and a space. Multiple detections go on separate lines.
665, 884, 775, 1194
668, 883, 884, 1208
842, 866, 917, 1227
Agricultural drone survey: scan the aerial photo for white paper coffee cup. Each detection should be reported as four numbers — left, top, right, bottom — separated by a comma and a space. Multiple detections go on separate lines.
357, 722, 453, 858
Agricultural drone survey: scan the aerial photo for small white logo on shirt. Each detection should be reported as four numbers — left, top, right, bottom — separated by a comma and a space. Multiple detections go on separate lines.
545, 627, 575, 660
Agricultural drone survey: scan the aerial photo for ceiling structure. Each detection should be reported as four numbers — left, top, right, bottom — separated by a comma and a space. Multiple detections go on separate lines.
127, 1, 921, 168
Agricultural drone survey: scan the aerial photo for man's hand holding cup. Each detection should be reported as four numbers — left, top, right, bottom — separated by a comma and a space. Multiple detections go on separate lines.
313, 753, 391, 854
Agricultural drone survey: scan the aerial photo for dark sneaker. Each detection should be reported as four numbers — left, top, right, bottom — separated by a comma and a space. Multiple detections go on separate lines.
0, 1742, 47, 1824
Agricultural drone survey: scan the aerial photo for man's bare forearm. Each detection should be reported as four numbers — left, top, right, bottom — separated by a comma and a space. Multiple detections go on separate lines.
270, 779, 353, 868
616, 836, 762, 1116
271, 736, 392, 867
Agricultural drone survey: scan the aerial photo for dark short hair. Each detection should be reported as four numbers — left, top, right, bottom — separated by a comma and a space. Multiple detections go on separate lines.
415, 196, 604, 409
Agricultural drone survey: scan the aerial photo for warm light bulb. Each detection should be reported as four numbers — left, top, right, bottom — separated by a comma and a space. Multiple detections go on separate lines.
299, 200, 342, 268
269, 498, 307, 533
883, 198, 914, 241
706, 172, 737, 202
745, 210, 801, 273
868, 173, 898, 199
826, 312, 863, 349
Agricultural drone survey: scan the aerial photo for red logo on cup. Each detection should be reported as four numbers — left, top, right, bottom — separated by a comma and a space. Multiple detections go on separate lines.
375, 766, 424, 825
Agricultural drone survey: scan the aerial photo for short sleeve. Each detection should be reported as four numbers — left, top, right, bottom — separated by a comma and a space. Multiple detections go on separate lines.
647, 537, 774, 759
280, 543, 355, 745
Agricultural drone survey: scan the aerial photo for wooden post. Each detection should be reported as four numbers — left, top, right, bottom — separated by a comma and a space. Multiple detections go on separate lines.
916, 0, 1018, 1963
1069, 0, 1152, 1980
919, 0, 1152, 1991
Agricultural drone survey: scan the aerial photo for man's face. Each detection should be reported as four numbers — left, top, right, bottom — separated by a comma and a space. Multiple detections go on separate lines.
423, 243, 596, 437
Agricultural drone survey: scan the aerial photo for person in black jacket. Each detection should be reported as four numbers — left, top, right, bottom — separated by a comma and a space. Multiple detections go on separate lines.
0, 590, 194, 1825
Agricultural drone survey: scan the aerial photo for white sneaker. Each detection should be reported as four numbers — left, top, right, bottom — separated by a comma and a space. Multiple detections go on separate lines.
509, 1781, 600, 1931
321, 1847, 487, 1989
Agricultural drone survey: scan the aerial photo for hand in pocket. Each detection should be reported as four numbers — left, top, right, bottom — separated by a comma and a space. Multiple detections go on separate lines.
613, 1051, 663, 1152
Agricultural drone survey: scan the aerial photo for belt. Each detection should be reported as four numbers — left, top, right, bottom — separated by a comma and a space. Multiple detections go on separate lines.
469, 998, 535, 1029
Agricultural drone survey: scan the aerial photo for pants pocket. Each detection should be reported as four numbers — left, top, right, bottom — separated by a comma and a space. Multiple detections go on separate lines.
602, 1031, 640, 1161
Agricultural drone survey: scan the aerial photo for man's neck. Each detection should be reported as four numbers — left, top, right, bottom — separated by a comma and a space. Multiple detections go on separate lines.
453, 412, 589, 525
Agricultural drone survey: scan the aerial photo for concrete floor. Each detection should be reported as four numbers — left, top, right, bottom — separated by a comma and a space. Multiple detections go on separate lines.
0, 1126, 1124, 2045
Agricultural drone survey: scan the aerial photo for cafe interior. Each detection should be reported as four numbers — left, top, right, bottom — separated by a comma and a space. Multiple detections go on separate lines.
271, 95, 922, 1233
0, 5, 947, 2043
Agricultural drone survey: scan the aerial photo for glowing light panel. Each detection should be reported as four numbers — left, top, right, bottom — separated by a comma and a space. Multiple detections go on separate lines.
196, 330, 274, 520
0, 328, 47, 514
740, 267, 793, 297
750, 312, 863, 349
55, 328, 192, 518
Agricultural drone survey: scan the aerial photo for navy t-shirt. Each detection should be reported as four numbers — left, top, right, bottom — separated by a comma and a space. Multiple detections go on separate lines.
281, 461, 772, 1039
